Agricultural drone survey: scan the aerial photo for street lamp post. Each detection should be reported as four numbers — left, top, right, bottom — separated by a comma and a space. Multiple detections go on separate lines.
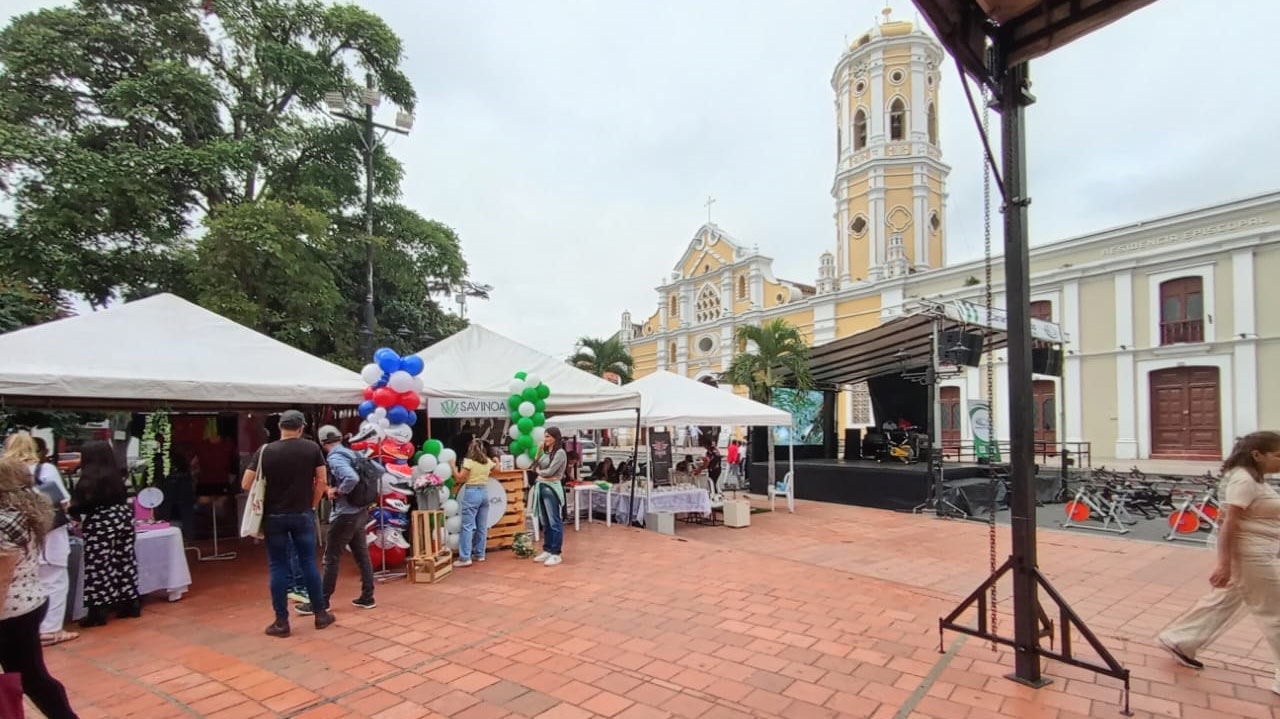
324, 74, 414, 359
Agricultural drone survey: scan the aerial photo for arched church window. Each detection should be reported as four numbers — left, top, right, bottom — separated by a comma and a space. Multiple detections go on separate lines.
669, 295, 677, 318
853, 109, 867, 151
694, 285, 722, 324
737, 275, 747, 299
889, 98, 906, 141
927, 102, 938, 145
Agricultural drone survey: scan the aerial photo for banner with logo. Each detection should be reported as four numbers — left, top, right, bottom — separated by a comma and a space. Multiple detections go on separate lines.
427, 397, 511, 418
944, 299, 1063, 344
649, 430, 672, 484
968, 400, 1001, 462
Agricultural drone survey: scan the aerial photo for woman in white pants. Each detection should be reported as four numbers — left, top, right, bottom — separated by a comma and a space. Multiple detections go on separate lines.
2, 434, 77, 646
1158, 431, 1280, 688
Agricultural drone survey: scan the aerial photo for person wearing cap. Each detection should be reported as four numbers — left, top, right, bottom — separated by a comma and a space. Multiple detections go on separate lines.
296, 426, 375, 615
241, 410, 334, 637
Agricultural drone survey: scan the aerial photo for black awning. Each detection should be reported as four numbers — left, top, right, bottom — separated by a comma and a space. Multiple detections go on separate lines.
806, 312, 1007, 387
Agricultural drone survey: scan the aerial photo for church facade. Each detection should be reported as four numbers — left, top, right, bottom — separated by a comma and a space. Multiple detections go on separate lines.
617, 16, 1280, 462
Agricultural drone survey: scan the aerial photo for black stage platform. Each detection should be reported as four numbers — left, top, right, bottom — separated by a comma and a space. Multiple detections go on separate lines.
747, 458, 987, 512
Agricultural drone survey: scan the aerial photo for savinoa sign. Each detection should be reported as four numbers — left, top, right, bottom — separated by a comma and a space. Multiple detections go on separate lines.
427, 397, 510, 418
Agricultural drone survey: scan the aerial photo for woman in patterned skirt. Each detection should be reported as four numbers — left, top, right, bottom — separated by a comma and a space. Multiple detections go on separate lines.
69, 441, 139, 627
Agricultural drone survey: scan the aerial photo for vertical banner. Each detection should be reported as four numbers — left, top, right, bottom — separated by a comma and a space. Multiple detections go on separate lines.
969, 400, 1001, 461
649, 430, 672, 484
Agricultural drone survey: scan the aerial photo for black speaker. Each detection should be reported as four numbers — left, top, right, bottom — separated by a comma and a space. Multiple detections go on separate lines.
1032, 347, 1063, 376
862, 430, 887, 459
843, 428, 862, 460
942, 330, 983, 367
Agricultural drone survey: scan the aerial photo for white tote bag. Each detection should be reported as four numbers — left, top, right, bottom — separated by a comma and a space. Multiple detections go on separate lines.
239, 446, 268, 538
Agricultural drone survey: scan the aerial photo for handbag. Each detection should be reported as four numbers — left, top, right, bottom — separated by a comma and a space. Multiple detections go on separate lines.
239, 445, 268, 539
0, 672, 23, 719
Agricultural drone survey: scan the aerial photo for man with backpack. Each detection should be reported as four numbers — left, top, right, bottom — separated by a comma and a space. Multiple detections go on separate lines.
298, 426, 376, 614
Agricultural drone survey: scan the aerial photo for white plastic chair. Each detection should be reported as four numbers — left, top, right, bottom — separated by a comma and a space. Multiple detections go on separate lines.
769, 471, 795, 513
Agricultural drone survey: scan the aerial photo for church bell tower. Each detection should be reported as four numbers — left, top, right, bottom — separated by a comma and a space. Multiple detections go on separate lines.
831, 7, 950, 283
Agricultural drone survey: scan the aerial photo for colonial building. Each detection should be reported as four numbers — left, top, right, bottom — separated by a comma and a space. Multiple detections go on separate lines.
617, 13, 1280, 462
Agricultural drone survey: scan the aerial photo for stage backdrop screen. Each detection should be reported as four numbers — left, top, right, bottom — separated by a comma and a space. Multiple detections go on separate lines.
770, 389, 824, 446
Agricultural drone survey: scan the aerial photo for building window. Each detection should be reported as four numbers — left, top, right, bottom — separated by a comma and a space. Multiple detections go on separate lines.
694, 284, 721, 324
889, 98, 906, 141
736, 336, 746, 353
737, 275, 747, 299
669, 342, 677, 360
850, 215, 867, 237
1160, 277, 1204, 345
927, 102, 938, 145
854, 79, 866, 95
889, 69, 905, 85
853, 109, 867, 150
851, 382, 871, 425
697, 336, 714, 354
929, 211, 941, 233
669, 295, 678, 318
1029, 300, 1052, 322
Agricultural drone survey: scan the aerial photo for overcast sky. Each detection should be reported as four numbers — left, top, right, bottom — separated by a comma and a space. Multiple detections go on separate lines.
6, 1, 1280, 360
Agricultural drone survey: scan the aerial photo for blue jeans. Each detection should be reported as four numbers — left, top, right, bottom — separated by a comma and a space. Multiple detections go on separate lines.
537, 483, 563, 555
265, 512, 325, 621
458, 485, 489, 561
285, 541, 305, 594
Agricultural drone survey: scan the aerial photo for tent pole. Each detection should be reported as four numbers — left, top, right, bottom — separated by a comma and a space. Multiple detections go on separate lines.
628, 407, 640, 526
788, 421, 794, 487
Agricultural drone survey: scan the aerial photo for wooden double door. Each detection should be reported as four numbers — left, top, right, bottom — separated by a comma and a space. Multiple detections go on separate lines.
1150, 367, 1221, 460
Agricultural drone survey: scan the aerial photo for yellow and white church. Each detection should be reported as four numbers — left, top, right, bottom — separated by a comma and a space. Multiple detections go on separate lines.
616, 14, 1280, 462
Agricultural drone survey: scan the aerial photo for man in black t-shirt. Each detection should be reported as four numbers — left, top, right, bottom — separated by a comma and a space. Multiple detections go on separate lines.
241, 409, 334, 637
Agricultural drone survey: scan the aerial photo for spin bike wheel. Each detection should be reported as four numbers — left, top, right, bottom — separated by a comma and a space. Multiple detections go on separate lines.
1168, 511, 1200, 534
1065, 501, 1090, 521
1201, 504, 1219, 521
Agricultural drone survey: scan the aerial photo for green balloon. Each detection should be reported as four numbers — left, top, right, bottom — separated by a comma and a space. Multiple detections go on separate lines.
508, 394, 523, 409
444, 477, 455, 490
536, 384, 550, 400
424, 439, 443, 456
517, 417, 534, 433
532, 412, 546, 426
521, 387, 538, 401
513, 436, 529, 452
411, 450, 425, 464
534, 399, 546, 413
515, 371, 527, 380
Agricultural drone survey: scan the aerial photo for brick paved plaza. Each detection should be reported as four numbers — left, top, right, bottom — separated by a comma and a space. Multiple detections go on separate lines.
31, 499, 1279, 719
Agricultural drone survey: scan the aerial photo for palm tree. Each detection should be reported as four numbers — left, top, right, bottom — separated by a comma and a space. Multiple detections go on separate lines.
568, 336, 635, 384
725, 318, 813, 485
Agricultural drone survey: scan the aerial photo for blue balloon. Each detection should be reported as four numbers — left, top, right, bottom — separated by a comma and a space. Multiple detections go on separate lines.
358, 400, 376, 418
387, 406, 410, 425
405, 411, 418, 426
376, 372, 389, 388
374, 347, 400, 373
401, 355, 424, 376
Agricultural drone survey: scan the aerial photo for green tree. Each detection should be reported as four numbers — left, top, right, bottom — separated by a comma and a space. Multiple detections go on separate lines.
0, 0, 467, 357
0, 277, 67, 333
569, 336, 635, 384
725, 318, 814, 483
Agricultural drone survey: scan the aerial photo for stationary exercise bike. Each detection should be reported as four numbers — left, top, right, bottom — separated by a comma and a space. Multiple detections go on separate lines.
878, 432, 917, 464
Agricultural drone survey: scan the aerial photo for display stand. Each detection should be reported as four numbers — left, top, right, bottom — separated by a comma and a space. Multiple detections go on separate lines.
409, 510, 452, 583
186, 495, 237, 562
486, 469, 526, 551
374, 494, 405, 582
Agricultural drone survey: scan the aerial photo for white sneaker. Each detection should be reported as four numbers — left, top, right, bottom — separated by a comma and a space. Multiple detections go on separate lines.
533, 552, 551, 563
544, 555, 562, 567
454, 559, 473, 567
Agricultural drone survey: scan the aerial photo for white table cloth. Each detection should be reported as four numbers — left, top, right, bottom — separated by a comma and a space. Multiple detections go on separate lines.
135, 526, 192, 600
593, 486, 712, 525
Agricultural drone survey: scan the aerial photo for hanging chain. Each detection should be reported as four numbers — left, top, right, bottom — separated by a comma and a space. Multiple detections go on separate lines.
982, 83, 999, 647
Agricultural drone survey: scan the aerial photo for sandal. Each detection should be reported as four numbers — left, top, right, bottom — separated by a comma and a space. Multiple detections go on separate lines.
40, 630, 80, 646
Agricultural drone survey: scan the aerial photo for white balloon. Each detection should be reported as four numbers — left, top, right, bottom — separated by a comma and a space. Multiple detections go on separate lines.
524, 373, 542, 389
508, 425, 521, 440
372, 406, 387, 419
436, 463, 453, 480
437, 486, 449, 504
531, 426, 547, 445
446, 533, 460, 551
388, 370, 414, 393
418, 454, 438, 473
445, 516, 462, 534
412, 375, 425, 392
515, 454, 532, 470
376, 417, 390, 429
508, 379, 525, 395
443, 499, 460, 517
439, 448, 457, 465
361, 364, 383, 386
518, 402, 535, 418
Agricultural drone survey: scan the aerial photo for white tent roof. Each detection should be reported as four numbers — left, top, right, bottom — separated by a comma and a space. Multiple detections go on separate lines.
414, 324, 640, 414
551, 370, 792, 430
0, 293, 365, 407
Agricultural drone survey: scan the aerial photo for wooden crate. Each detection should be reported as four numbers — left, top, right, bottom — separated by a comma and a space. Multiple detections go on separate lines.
487, 469, 526, 551
409, 510, 452, 583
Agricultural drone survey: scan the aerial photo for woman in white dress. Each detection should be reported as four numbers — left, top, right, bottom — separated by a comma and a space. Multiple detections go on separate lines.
1158, 431, 1280, 690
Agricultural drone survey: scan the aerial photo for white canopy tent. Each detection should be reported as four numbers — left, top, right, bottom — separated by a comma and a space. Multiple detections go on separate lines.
0, 293, 365, 408
413, 324, 640, 414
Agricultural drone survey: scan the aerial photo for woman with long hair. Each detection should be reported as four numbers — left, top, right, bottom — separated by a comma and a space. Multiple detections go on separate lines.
0, 457, 79, 718
532, 427, 567, 566
3, 434, 77, 646
449, 438, 494, 568
69, 440, 140, 627
1158, 431, 1280, 687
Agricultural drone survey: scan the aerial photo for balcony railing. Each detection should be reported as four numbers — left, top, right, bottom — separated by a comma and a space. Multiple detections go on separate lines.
1160, 319, 1204, 345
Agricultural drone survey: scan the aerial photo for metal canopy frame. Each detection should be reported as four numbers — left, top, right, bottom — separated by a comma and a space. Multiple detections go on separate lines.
910, 0, 1157, 710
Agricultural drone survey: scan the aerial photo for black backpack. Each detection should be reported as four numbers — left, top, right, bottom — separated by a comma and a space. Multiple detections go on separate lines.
343, 454, 382, 507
